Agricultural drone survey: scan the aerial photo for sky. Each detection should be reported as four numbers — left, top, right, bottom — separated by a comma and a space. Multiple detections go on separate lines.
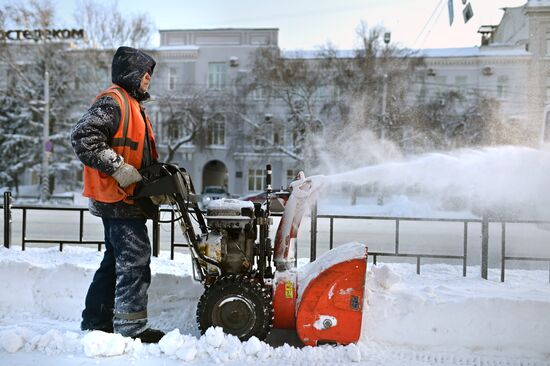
4, 0, 529, 50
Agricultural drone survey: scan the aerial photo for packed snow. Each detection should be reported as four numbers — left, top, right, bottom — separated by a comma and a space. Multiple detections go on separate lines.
1, 146, 550, 365
0, 246, 549, 366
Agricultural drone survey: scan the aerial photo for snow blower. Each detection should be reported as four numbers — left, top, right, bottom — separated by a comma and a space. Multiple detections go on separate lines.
131, 162, 368, 346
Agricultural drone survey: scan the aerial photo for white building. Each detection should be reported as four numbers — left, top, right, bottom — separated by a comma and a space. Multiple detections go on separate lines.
418, 0, 550, 145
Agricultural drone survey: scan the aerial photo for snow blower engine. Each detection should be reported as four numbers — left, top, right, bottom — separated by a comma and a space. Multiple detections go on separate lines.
132, 162, 368, 346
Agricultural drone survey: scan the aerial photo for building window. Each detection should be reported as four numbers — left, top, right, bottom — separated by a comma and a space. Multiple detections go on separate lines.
546, 32, 550, 56
252, 86, 266, 100
415, 74, 426, 103
167, 121, 182, 141
273, 125, 285, 146
497, 75, 509, 99
208, 62, 227, 89
207, 116, 225, 145
286, 169, 300, 184
292, 130, 302, 147
433, 75, 447, 95
169, 67, 177, 90
455, 75, 467, 91
248, 169, 265, 191
254, 135, 267, 148
154, 111, 162, 140
313, 85, 330, 100
545, 77, 550, 101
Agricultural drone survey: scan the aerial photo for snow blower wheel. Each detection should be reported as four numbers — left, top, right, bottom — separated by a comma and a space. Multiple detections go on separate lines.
196, 275, 273, 341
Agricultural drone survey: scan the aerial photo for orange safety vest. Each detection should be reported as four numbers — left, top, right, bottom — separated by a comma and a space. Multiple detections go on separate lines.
83, 85, 158, 204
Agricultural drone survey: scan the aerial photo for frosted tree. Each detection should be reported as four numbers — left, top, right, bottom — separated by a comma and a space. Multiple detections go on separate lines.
0, 0, 156, 195
0, 1, 78, 194
408, 90, 501, 150
0, 93, 42, 193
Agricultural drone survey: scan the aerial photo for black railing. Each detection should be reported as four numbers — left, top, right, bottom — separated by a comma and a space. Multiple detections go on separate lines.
311, 213, 475, 276
498, 221, 550, 283
2, 197, 549, 282
19, 206, 104, 252
309, 208, 550, 282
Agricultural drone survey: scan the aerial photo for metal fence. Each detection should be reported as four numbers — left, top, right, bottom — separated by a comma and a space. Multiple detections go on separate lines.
310, 206, 550, 282
2, 191, 550, 282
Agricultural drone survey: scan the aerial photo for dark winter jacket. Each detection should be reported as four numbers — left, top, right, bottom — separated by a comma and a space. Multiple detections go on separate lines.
71, 46, 156, 218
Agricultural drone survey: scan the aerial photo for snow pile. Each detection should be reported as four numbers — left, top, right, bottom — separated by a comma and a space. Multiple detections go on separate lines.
1, 247, 549, 365
81, 331, 142, 357
364, 264, 550, 355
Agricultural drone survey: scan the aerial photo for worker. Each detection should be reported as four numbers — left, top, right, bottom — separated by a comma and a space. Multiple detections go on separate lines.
71, 46, 164, 343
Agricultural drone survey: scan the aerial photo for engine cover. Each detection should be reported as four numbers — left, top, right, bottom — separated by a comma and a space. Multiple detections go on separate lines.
206, 198, 255, 229
205, 199, 257, 274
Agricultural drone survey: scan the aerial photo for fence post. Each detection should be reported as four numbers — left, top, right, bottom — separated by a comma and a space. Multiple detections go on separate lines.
4, 191, 11, 248
481, 213, 489, 280
310, 202, 318, 262
152, 218, 160, 257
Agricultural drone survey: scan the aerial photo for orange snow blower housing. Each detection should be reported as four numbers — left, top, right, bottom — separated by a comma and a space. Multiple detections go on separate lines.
131, 164, 368, 346
271, 172, 368, 346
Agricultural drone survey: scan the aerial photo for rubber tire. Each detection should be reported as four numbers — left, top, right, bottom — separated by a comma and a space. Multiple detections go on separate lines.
196, 275, 273, 341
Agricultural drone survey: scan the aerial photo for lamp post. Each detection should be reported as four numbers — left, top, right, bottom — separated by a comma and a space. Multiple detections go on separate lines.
40, 56, 50, 202
380, 32, 391, 140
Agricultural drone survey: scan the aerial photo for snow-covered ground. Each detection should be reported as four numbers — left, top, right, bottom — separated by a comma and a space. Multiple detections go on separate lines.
1, 146, 549, 364
0, 246, 549, 366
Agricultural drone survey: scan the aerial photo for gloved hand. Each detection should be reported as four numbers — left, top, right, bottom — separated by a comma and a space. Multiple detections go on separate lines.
111, 163, 142, 188
151, 194, 174, 205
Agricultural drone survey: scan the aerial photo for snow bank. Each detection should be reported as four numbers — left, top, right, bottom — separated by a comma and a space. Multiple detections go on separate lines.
0, 247, 549, 365
363, 264, 550, 355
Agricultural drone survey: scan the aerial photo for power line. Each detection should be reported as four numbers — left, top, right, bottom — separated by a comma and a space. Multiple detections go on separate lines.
413, 0, 445, 48
417, 1, 447, 49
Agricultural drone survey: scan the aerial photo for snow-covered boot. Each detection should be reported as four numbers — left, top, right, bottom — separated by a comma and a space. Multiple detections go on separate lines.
133, 328, 165, 343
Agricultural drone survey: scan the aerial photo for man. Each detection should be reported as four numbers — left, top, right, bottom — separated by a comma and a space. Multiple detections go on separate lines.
71, 46, 164, 343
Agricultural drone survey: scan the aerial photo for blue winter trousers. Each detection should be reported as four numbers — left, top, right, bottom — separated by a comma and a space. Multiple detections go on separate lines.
81, 218, 151, 337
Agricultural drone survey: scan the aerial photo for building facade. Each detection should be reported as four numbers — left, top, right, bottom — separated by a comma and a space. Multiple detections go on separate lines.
147, 28, 301, 196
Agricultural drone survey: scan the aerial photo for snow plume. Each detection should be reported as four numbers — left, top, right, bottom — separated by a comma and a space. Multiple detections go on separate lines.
312, 127, 402, 175
321, 146, 550, 219
311, 100, 403, 175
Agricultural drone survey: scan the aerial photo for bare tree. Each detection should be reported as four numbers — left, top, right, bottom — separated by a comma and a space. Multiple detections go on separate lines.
74, 0, 155, 49
239, 22, 424, 171
320, 22, 424, 138
239, 47, 328, 167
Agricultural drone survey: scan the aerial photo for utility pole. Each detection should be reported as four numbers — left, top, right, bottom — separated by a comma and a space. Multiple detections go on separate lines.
380, 32, 391, 140
40, 63, 50, 202
381, 74, 388, 140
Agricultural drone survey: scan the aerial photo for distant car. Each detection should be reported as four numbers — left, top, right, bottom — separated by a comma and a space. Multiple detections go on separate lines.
201, 186, 230, 209
239, 190, 290, 212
